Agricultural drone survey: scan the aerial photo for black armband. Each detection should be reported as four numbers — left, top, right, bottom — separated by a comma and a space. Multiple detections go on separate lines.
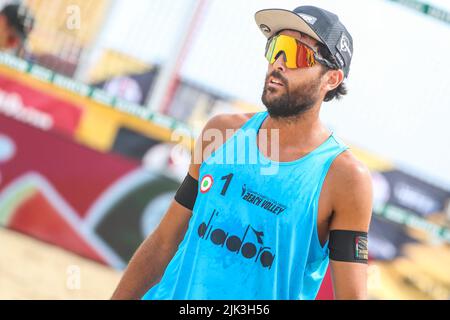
174, 173, 199, 210
329, 230, 368, 264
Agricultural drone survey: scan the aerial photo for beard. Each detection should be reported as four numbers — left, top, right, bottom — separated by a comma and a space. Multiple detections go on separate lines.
261, 70, 322, 119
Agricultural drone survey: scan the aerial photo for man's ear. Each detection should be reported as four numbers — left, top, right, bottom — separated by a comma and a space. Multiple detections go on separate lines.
324, 69, 344, 92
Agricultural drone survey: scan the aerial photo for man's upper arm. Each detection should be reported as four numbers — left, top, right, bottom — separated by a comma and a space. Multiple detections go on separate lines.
329, 153, 373, 231
189, 114, 228, 180
328, 152, 373, 299
188, 113, 255, 180
153, 116, 227, 245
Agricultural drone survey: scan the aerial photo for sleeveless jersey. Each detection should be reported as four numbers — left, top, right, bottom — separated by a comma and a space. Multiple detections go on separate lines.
143, 111, 349, 300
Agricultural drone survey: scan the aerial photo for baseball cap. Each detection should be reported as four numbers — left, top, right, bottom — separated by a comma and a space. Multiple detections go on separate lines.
1, 4, 35, 42
255, 6, 353, 78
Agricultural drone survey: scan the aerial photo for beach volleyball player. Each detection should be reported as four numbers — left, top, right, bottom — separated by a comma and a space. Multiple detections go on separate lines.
112, 5, 373, 300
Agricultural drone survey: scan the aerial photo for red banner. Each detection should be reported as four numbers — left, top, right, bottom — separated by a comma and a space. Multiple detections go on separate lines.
0, 74, 83, 137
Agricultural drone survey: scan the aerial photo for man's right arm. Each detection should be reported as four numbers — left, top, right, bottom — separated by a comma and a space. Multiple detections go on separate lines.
110, 197, 193, 300
110, 113, 251, 300
110, 114, 216, 300
110, 119, 208, 300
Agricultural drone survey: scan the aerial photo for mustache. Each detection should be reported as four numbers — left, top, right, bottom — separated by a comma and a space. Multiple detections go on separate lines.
266, 70, 288, 87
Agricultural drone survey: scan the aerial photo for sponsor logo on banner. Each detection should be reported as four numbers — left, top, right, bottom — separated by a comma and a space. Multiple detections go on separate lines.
0, 74, 83, 136
0, 114, 180, 268
0, 89, 53, 130
383, 170, 450, 216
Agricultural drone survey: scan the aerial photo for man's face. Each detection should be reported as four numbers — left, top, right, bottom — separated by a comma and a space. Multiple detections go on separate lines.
261, 29, 326, 119
0, 15, 22, 51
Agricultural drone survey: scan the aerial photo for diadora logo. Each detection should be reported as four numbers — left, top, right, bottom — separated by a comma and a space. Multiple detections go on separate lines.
240, 184, 287, 216
197, 209, 275, 269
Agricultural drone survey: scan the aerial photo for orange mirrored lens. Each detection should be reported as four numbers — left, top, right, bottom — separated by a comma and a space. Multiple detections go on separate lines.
265, 35, 317, 69
296, 42, 316, 68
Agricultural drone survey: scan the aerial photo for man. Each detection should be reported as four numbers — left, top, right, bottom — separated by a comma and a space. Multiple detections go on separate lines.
112, 5, 373, 300
0, 3, 34, 52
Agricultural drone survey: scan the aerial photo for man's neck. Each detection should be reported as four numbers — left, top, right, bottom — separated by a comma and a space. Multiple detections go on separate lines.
260, 106, 331, 151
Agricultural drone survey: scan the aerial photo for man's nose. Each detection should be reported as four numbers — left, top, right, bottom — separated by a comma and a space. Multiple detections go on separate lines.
271, 51, 287, 72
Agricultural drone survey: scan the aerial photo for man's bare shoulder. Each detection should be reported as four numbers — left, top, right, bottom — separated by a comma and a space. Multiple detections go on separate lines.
191, 113, 258, 170
328, 150, 372, 192
202, 112, 257, 133
327, 150, 373, 229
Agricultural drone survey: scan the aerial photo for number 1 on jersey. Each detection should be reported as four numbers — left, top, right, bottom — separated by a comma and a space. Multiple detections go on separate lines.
220, 173, 233, 196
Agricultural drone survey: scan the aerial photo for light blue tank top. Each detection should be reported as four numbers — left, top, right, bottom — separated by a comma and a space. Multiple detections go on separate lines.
143, 111, 349, 300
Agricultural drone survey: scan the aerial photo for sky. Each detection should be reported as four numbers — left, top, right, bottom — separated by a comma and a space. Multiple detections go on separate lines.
99, 0, 450, 189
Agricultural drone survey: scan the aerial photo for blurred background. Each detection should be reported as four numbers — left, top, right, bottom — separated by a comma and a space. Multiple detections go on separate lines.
0, 0, 449, 300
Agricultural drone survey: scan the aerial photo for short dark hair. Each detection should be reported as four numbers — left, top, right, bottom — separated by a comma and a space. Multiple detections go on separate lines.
1, 4, 34, 41
317, 43, 348, 102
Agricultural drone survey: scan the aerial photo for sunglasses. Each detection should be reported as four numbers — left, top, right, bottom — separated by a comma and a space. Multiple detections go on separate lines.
265, 34, 335, 70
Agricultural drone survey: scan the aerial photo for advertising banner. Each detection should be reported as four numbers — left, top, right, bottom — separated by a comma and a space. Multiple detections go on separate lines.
0, 114, 180, 269
0, 74, 83, 137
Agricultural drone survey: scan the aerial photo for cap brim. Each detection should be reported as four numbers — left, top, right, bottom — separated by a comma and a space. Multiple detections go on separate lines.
255, 9, 324, 44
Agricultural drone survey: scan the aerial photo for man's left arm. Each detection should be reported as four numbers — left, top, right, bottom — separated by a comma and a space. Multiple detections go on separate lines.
328, 154, 373, 300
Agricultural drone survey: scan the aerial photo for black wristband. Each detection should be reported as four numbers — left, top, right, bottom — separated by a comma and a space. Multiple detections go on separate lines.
174, 173, 199, 211
329, 230, 368, 264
